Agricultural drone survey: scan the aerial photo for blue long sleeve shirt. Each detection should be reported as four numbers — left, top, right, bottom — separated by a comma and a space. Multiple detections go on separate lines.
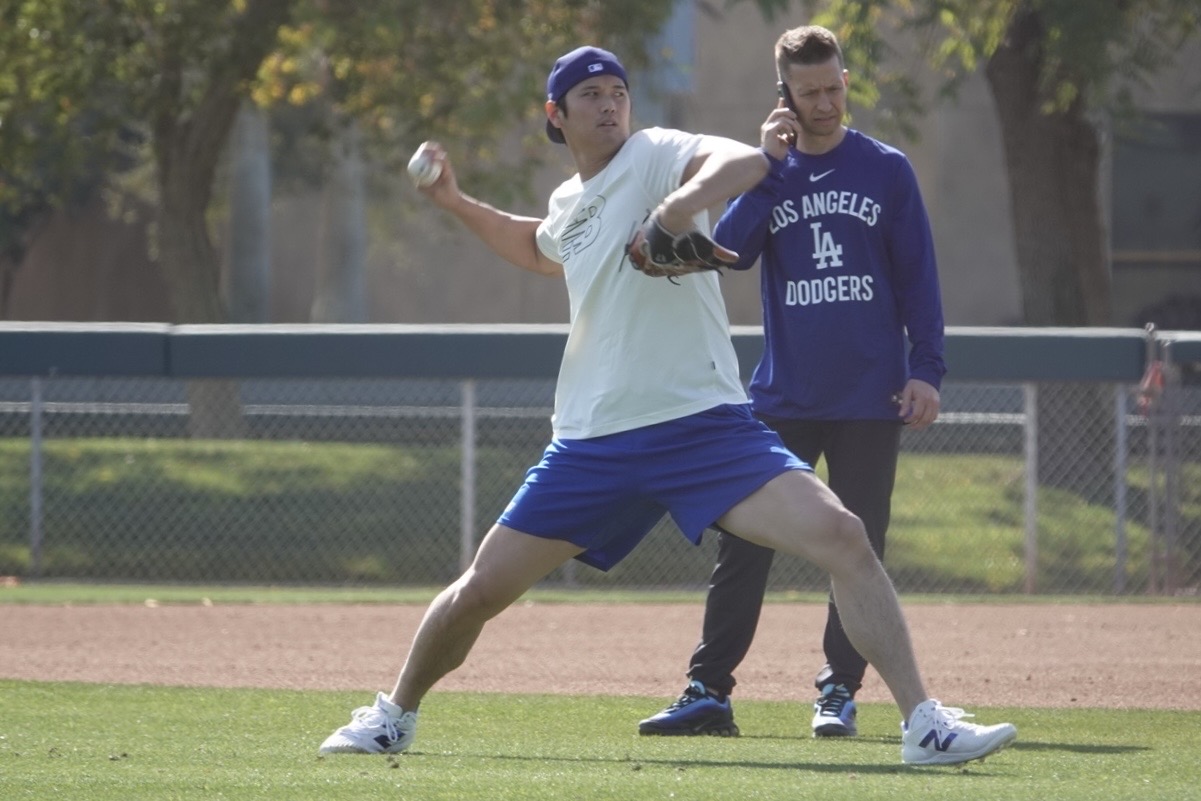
715, 129, 946, 420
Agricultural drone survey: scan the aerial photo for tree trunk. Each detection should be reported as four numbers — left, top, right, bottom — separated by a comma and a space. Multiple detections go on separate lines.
311, 116, 368, 323
0, 259, 15, 319
985, 7, 1114, 499
148, 0, 295, 439
226, 100, 272, 324
158, 173, 226, 325
984, 8, 1111, 327
157, 96, 244, 440
158, 178, 248, 440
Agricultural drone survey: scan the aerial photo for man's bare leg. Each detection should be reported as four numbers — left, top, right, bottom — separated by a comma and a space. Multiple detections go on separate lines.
388, 525, 583, 710
717, 470, 927, 719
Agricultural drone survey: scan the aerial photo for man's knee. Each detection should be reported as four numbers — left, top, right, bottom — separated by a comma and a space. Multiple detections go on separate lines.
823, 509, 879, 574
834, 509, 870, 550
445, 570, 513, 622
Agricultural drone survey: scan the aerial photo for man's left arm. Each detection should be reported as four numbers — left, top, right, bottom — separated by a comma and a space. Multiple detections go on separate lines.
654, 136, 769, 234
888, 158, 946, 430
626, 136, 773, 278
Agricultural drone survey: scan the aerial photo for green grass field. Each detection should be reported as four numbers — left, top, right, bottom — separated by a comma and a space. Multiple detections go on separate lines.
1, 681, 1194, 801
2, 432, 1197, 799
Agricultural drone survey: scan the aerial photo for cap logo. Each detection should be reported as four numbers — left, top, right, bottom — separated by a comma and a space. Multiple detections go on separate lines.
588, 63, 603, 73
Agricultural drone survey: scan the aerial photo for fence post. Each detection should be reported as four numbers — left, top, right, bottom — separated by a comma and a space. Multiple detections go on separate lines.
1023, 383, 1038, 594
29, 377, 44, 579
1145, 331, 1162, 594
1161, 341, 1181, 595
1113, 385, 1128, 594
459, 379, 477, 574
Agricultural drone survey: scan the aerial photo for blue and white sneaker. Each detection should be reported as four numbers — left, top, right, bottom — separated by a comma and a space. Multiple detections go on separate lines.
638, 680, 740, 736
901, 700, 1017, 765
812, 683, 858, 737
318, 692, 418, 754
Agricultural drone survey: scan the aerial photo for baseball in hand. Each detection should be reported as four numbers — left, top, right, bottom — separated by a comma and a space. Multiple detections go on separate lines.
407, 143, 442, 188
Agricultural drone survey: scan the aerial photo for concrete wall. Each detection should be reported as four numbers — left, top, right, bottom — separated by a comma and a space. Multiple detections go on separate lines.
0, 322, 1154, 384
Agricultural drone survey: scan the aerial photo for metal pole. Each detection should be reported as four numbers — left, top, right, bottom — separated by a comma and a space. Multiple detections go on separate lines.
1023, 383, 1038, 594
29, 377, 44, 579
1144, 328, 1162, 595
1113, 386, 1128, 594
1162, 342, 1180, 595
459, 379, 477, 574
1147, 399, 1161, 595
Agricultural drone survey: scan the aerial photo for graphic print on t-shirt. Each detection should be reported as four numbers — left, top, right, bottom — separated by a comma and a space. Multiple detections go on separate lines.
560, 194, 607, 263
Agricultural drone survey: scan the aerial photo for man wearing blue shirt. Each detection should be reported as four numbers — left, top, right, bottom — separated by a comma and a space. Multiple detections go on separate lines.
640, 24, 946, 739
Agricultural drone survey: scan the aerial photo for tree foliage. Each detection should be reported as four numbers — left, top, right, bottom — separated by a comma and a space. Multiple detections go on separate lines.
0, 0, 678, 322
0, 4, 135, 204
0, 2, 142, 303
747, 0, 1201, 139
258, 0, 677, 203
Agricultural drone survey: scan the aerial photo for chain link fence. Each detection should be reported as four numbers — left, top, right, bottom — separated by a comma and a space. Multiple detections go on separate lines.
1, 367, 1197, 595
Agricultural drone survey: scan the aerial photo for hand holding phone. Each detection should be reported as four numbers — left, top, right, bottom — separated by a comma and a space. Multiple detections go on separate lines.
775, 81, 798, 147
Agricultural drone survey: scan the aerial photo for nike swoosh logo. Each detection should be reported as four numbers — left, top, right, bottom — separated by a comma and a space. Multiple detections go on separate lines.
809, 169, 835, 182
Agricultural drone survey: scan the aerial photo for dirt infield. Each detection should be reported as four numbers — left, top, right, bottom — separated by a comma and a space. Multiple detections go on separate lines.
3, 601, 1199, 709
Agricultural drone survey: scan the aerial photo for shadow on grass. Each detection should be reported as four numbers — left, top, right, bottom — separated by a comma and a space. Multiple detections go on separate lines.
741, 734, 1150, 757
405, 749, 1019, 776
739, 733, 896, 744
400, 736, 1149, 778
1008, 741, 1150, 755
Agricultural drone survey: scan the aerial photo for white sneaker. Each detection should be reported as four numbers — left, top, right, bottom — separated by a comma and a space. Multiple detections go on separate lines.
811, 683, 858, 737
901, 700, 1016, 765
318, 692, 418, 754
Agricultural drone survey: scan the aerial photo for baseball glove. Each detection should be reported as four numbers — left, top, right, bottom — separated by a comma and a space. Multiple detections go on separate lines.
625, 212, 738, 279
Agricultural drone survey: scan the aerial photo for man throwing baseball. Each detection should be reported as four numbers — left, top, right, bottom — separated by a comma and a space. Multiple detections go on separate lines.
318, 45, 1016, 766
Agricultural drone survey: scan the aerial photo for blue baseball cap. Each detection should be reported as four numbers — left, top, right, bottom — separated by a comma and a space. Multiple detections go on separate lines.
545, 46, 628, 144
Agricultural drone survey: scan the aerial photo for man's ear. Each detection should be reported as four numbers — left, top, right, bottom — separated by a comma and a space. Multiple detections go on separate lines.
545, 100, 562, 132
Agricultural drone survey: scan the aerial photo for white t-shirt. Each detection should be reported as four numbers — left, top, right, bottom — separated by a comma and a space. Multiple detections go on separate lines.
535, 127, 748, 440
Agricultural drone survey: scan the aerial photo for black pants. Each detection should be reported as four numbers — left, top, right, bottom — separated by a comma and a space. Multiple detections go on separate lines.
688, 418, 902, 698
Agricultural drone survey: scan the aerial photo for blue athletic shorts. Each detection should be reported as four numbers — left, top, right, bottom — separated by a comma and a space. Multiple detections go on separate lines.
497, 403, 811, 571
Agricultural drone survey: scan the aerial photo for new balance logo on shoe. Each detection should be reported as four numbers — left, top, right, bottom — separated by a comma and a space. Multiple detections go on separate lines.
918, 729, 958, 752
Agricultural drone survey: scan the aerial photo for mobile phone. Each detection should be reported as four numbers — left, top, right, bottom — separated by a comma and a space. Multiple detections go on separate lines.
776, 80, 798, 114
776, 81, 798, 145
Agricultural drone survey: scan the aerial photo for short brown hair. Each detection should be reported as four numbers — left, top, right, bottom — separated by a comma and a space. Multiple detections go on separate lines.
775, 25, 844, 78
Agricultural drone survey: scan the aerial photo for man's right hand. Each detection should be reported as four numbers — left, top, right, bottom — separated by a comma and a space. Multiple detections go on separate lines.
760, 100, 798, 160
410, 141, 459, 209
